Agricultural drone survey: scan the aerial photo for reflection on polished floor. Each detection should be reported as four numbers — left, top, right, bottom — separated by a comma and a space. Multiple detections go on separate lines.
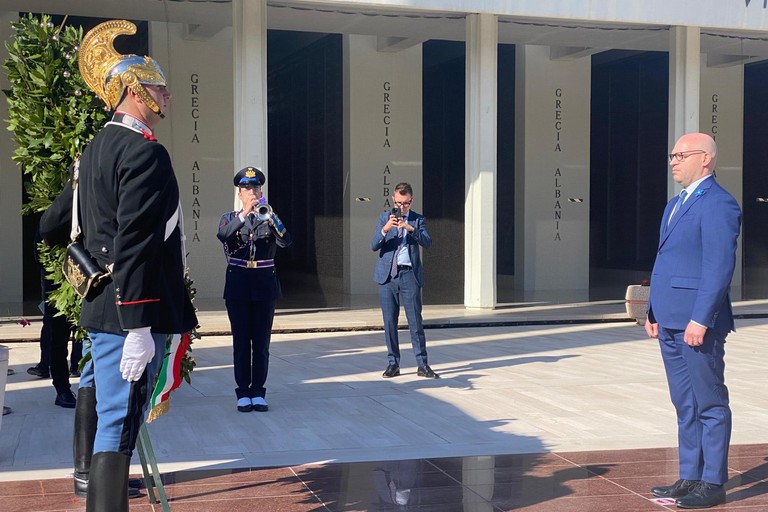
1, 303, 768, 510
5, 445, 768, 510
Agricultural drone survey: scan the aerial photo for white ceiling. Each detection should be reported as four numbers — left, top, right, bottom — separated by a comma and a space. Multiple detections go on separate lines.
3, 0, 768, 64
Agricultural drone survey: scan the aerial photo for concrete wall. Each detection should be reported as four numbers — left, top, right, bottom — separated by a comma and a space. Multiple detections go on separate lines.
151, 22, 235, 307
515, 45, 591, 297
700, 60, 744, 297
343, 34, 423, 297
0, 12, 24, 314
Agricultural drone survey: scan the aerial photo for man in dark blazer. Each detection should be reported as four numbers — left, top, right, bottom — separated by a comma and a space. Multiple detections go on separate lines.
646, 133, 741, 509
371, 182, 438, 379
40, 21, 197, 512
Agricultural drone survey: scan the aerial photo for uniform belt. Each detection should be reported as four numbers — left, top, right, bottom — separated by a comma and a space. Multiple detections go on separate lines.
228, 258, 274, 269
397, 265, 412, 271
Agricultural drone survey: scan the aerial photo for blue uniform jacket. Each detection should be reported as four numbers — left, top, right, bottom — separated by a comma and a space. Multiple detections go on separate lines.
217, 211, 292, 301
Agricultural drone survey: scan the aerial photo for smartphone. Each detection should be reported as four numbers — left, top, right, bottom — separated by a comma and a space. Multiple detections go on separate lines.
391, 207, 402, 219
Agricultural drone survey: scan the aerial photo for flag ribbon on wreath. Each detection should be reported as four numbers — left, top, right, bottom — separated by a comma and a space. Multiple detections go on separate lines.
146, 332, 191, 423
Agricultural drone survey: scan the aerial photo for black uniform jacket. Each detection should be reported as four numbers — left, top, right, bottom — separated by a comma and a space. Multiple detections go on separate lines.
217, 211, 292, 301
40, 123, 197, 335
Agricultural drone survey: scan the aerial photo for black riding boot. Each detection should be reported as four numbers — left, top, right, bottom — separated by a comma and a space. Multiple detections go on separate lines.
73, 387, 97, 497
86, 451, 130, 512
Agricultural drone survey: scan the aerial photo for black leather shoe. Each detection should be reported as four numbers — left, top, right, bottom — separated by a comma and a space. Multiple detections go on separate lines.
417, 365, 440, 379
382, 364, 400, 378
651, 479, 700, 498
55, 390, 77, 408
675, 482, 725, 509
27, 365, 49, 379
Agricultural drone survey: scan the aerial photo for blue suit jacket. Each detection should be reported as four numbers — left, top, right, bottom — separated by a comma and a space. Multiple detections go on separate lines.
371, 210, 432, 287
648, 176, 741, 334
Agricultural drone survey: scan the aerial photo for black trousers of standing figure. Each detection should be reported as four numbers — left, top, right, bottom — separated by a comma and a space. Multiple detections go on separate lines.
226, 299, 276, 400
40, 271, 73, 394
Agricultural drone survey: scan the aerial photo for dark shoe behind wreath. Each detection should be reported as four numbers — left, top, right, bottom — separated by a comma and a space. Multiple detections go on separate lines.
55, 390, 77, 408
27, 365, 49, 379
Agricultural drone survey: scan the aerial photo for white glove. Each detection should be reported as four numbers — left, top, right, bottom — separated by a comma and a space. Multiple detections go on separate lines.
120, 327, 155, 382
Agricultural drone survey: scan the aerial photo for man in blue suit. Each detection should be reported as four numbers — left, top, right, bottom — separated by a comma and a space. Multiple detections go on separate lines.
372, 182, 438, 379
646, 133, 741, 509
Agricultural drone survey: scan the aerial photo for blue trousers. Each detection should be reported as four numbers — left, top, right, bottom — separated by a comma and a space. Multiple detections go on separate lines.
378, 268, 428, 367
659, 327, 731, 485
87, 330, 167, 455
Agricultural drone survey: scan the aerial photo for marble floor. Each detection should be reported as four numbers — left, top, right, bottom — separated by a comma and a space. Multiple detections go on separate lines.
1, 303, 768, 511
4, 444, 768, 511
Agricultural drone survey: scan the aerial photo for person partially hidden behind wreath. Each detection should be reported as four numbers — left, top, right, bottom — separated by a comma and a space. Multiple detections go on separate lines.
217, 167, 292, 413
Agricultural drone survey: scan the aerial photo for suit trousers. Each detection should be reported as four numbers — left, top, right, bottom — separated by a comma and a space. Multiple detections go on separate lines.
89, 330, 167, 455
378, 268, 428, 367
658, 327, 731, 485
226, 299, 275, 399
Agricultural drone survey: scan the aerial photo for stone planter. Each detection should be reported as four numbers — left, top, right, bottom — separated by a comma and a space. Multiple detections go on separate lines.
625, 285, 650, 325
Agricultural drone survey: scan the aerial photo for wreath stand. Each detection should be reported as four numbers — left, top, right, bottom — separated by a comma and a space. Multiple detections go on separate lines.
136, 424, 170, 511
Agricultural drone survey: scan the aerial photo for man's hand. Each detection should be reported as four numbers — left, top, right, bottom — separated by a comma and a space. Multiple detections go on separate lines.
645, 318, 659, 338
382, 214, 399, 233
120, 327, 155, 382
684, 321, 707, 347
241, 196, 258, 216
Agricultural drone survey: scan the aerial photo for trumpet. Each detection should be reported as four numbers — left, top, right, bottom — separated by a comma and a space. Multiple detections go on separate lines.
256, 201, 273, 221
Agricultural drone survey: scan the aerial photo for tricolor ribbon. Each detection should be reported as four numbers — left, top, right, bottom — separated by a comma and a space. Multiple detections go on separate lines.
146, 332, 191, 423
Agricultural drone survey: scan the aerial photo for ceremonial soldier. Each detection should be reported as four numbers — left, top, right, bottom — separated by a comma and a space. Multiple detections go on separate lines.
217, 167, 292, 412
40, 20, 197, 512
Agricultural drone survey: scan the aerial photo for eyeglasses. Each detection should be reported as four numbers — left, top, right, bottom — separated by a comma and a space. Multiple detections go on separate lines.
393, 201, 412, 207
668, 150, 707, 162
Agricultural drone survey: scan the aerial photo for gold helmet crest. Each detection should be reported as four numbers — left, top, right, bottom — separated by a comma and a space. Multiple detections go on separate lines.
78, 20, 167, 116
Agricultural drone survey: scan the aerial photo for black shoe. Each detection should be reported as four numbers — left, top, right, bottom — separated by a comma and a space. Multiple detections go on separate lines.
675, 481, 725, 509
382, 364, 400, 378
417, 365, 440, 379
129, 477, 147, 489
27, 365, 49, 379
55, 390, 77, 408
70, 368, 81, 377
74, 473, 143, 498
651, 479, 700, 498
2, 406, 11, 416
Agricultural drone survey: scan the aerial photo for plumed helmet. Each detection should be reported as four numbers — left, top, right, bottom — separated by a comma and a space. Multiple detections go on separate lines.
78, 20, 167, 116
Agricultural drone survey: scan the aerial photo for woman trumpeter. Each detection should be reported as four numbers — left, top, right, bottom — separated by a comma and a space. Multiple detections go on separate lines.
217, 167, 292, 412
